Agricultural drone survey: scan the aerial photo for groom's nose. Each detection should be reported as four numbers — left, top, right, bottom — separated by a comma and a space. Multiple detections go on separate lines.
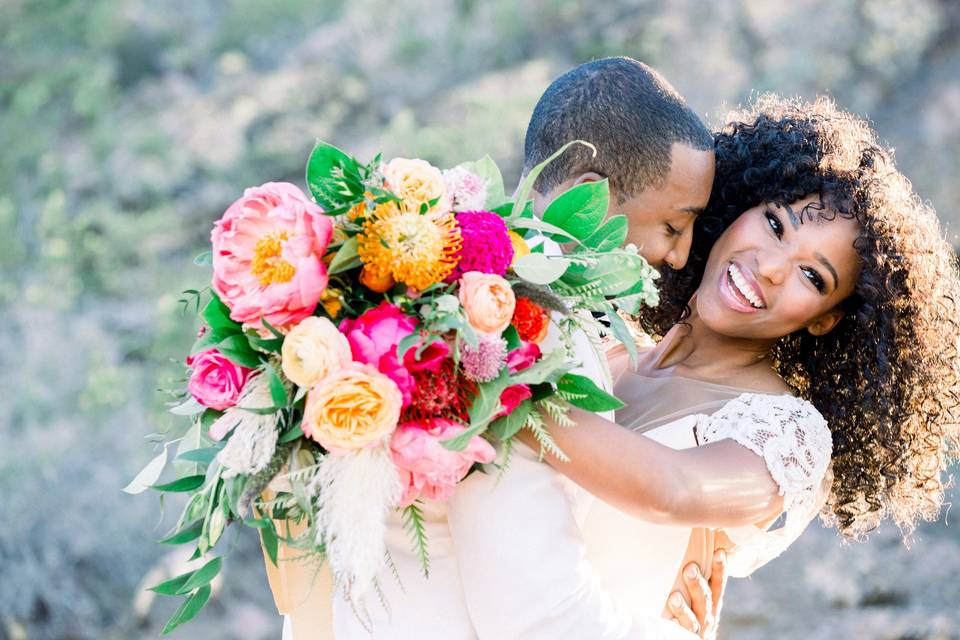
664, 227, 693, 270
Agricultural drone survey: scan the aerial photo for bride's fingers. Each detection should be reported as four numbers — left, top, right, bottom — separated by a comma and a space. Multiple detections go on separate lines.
710, 549, 728, 615
666, 593, 699, 635
682, 563, 713, 635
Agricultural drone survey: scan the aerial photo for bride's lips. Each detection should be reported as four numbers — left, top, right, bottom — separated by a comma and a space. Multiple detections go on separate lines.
718, 261, 765, 313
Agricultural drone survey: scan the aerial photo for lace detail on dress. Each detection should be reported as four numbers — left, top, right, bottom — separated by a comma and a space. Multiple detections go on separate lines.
697, 393, 833, 514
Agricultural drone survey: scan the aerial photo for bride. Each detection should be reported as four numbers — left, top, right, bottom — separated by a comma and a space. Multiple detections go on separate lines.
450, 94, 960, 638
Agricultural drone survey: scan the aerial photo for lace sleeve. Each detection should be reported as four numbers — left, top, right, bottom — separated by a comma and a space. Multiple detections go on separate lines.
697, 393, 833, 577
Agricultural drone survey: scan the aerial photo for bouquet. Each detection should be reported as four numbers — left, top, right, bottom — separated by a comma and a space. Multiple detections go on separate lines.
126, 140, 658, 633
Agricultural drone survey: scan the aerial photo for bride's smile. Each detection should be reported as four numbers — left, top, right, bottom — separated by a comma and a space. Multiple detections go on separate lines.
696, 195, 862, 342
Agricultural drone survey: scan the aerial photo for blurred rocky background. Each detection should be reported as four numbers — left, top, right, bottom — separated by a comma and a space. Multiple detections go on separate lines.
2, 0, 958, 638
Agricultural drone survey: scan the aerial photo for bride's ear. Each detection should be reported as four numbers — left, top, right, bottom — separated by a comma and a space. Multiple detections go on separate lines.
806, 308, 844, 337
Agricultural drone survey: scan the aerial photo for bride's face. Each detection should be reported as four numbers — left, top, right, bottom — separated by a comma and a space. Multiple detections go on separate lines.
696, 194, 862, 341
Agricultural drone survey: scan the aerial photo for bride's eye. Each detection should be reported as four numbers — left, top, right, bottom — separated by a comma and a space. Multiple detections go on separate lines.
765, 211, 784, 239
801, 267, 826, 293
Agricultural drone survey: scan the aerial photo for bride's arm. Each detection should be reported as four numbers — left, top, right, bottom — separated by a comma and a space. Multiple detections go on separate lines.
518, 406, 783, 528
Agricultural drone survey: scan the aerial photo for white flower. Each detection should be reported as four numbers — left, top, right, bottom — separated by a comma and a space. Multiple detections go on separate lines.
443, 167, 487, 212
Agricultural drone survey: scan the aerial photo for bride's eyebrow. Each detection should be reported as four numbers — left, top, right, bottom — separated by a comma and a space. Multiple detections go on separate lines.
815, 252, 839, 289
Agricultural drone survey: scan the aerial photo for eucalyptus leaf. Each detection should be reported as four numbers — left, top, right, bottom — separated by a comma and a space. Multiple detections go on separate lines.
193, 250, 212, 266
580, 214, 628, 252
512, 253, 570, 285
509, 347, 573, 385
508, 217, 581, 244
606, 309, 639, 368
169, 396, 205, 417
176, 447, 221, 465
579, 252, 648, 296
123, 447, 168, 495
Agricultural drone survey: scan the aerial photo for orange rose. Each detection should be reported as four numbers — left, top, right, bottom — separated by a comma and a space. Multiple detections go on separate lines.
458, 271, 516, 335
302, 363, 402, 452
507, 230, 530, 266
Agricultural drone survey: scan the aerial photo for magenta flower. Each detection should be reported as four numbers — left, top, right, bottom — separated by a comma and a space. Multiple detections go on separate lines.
446, 211, 514, 281
185, 348, 256, 411
459, 333, 508, 382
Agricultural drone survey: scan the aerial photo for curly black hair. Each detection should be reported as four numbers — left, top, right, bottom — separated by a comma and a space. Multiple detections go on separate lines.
641, 95, 960, 537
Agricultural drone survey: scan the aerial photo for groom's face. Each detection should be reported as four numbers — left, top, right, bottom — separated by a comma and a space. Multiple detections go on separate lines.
619, 143, 714, 270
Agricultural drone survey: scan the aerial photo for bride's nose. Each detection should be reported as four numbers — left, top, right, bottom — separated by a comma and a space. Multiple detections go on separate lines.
756, 248, 789, 286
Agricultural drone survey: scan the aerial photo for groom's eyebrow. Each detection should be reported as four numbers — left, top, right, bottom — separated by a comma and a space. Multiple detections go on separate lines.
679, 206, 703, 216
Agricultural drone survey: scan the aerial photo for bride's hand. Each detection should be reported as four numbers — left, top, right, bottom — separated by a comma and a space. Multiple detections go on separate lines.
666, 549, 727, 639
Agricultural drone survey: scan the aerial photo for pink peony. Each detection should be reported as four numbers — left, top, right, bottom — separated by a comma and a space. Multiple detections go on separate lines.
211, 182, 333, 329
340, 302, 449, 407
186, 348, 256, 411
443, 167, 488, 212
495, 384, 532, 419
390, 418, 496, 505
446, 211, 514, 281
506, 342, 542, 374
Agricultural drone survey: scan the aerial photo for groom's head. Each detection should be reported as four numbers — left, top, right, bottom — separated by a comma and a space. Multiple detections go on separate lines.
524, 57, 714, 270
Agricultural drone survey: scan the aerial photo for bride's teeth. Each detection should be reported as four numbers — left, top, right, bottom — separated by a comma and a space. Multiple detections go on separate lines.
727, 264, 764, 309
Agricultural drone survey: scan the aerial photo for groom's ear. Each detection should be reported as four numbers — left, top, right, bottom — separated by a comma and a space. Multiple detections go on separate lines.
806, 308, 844, 337
572, 171, 605, 186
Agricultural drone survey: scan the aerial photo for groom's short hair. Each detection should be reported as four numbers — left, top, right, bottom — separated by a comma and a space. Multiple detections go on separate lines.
523, 57, 712, 201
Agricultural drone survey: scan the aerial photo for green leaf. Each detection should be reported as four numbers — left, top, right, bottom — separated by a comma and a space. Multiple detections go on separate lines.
266, 364, 289, 408
177, 557, 222, 594
542, 179, 609, 242
278, 424, 304, 444
328, 236, 361, 274
510, 347, 574, 385
402, 503, 431, 578
512, 253, 570, 285
557, 373, 625, 411
580, 214, 628, 252
148, 569, 196, 595
511, 140, 596, 219
578, 252, 648, 296
161, 584, 212, 635
458, 155, 506, 209
224, 475, 247, 517
215, 334, 263, 368
261, 522, 279, 566
443, 373, 510, 451
306, 140, 362, 211
159, 519, 204, 545
153, 475, 206, 493
176, 447, 221, 465
201, 295, 239, 333
489, 398, 532, 440
606, 309, 638, 368
169, 396, 205, 416
123, 447, 168, 495
502, 325, 521, 351
193, 250, 212, 266
508, 216, 582, 244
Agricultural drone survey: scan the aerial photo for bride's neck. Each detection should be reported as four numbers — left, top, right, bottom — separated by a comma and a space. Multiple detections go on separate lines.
652, 307, 775, 380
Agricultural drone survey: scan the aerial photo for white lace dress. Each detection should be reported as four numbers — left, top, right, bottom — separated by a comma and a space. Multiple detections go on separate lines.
581, 383, 834, 621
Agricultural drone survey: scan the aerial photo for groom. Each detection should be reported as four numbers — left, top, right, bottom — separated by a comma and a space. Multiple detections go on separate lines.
321, 58, 722, 639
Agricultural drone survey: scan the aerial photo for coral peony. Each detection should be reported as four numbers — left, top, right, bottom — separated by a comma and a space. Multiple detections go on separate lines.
443, 167, 487, 212
340, 302, 449, 406
390, 418, 496, 505
302, 362, 403, 453
511, 297, 549, 344
186, 348, 256, 411
458, 271, 516, 335
281, 316, 352, 389
446, 211, 514, 281
211, 182, 333, 329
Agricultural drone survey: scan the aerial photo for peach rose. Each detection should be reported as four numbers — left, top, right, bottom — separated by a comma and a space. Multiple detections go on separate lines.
382, 158, 447, 214
302, 362, 402, 453
280, 316, 352, 389
458, 271, 516, 335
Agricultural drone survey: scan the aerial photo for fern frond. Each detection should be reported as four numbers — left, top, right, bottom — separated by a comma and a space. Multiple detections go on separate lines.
401, 502, 430, 578
496, 437, 515, 483
525, 408, 570, 462
540, 397, 575, 428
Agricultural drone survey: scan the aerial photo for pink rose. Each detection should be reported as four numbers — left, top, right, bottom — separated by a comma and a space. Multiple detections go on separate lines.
340, 302, 449, 406
495, 384, 532, 419
186, 348, 256, 411
390, 419, 496, 506
211, 182, 333, 330
506, 342, 542, 374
